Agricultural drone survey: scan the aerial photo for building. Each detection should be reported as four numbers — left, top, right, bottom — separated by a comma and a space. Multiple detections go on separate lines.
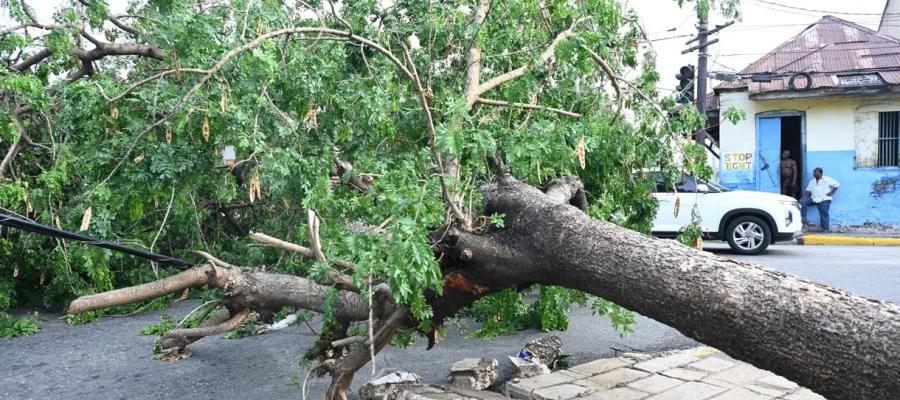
880, 0, 900, 39
712, 16, 900, 227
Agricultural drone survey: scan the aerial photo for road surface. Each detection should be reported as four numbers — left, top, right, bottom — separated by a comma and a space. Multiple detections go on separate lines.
1, 244, 898, 400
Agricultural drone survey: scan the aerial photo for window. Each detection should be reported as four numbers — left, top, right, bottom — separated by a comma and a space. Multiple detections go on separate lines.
879, 112, 900, 167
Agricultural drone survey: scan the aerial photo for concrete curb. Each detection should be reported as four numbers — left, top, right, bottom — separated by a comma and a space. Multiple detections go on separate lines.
798, 235, 900, 246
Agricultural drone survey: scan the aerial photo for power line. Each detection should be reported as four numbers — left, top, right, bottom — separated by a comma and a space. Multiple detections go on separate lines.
755, 0, 892, 17
650, 34, 694, 42
0, 212, 194, 269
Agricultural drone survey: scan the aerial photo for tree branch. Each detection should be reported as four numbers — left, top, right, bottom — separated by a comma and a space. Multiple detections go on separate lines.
10, 49, 51, 72
471, 18, 582, 102
158, 308, 251, 351
68, 263, 373, 321
108, 68, 209, 104
307, 210, 357, 291
475, 97, 580, 118
249, 231, 356, 272
98, 27, 415, 187
463, 0, 491, 105
583, 47, 623, 123
0, 118, 26, 180
398, 41, 470, 228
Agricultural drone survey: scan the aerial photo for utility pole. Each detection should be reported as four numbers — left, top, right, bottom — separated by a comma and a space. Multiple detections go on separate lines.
683, 11, 733, 146
695, 16, 709, 146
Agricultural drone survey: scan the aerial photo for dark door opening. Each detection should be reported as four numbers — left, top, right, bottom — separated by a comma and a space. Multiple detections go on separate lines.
780, 116, 803, 199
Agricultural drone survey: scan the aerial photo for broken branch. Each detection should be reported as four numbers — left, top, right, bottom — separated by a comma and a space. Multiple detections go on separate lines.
472, 18, 583, 102
475, 97, 581, 118
159, 308, 251, 351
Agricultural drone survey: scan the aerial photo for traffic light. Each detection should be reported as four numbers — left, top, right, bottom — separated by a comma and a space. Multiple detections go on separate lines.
676, 65, 695, 104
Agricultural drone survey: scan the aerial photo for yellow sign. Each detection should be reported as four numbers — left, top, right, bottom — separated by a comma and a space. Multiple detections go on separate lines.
723, 152, 753, 170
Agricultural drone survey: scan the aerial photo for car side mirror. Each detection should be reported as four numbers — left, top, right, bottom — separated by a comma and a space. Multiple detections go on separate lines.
696, 184, 710, 193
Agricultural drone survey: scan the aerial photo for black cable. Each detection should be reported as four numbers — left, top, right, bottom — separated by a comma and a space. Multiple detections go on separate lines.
755, 0, 892, 17
0, 213, 194, 269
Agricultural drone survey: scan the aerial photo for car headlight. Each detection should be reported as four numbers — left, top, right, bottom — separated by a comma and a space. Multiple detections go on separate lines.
780, 200, 800, 210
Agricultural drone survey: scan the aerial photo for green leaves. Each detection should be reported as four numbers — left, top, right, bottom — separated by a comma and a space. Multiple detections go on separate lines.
0, 0, 699, 345
86, 1, 110, 30
0, 312, 39, 338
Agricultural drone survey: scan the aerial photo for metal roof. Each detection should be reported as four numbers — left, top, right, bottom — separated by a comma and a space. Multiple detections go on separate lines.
716, 16, 900, 96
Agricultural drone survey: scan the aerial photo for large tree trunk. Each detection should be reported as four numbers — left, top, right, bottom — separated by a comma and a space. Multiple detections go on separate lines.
69, 176, 900, 400
436, 176, 900, 400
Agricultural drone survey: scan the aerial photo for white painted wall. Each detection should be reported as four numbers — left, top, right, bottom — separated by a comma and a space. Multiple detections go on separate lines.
718, 91, 900, 163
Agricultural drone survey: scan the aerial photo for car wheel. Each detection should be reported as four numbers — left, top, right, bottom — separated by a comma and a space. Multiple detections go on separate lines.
726, 215, 771, 255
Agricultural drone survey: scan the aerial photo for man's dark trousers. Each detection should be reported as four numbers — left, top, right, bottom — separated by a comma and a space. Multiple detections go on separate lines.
801, 198, 831, 232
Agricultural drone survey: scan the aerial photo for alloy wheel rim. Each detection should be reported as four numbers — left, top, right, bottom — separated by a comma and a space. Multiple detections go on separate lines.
733, 222, 764, 250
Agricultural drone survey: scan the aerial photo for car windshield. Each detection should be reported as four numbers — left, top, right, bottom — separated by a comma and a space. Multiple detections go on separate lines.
649, 172, 730, 193
704, 179, 730, 193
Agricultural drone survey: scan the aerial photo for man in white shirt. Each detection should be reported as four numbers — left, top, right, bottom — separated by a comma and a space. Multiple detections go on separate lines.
800, 167, 840, 233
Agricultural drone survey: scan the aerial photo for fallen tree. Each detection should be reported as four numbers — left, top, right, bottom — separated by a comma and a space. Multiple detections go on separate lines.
70, 174, 900, 400
4, 1, 899, 399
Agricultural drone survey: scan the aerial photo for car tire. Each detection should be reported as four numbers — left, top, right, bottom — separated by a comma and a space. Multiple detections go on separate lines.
725, 215, 771, 255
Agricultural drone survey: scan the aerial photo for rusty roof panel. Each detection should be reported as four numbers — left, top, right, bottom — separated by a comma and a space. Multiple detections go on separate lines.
714, 16, 900, 95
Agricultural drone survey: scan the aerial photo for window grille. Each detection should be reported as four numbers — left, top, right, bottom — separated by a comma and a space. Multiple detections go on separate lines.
878, 112, 899, 167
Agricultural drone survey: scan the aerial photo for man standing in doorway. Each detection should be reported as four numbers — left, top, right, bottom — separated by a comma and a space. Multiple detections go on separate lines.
780, 150, 798, 198
801, 167, 839, 233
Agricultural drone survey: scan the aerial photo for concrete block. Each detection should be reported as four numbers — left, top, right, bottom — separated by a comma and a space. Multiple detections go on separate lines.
687, 357, 735, 373
568, 358, 630, 377
742, 384, 785, 397
782, 389, 827, 400
507, 371, 581, 399
576, 368, 650, 390
755, 374, 799, 391
706, 364, 771, 386
579, 387, 650, 400
644, 381, 727, 400
633, 354, 699, 373
708, 387, 774, 400
661, 368, 707, 381
448, 358, 500, 390
532, 384, 593, 400
625, 375, 683, 394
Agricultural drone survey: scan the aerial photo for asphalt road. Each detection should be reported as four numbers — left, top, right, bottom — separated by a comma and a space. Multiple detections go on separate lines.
2, 244, 898, 400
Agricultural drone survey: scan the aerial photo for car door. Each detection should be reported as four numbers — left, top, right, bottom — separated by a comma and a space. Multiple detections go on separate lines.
652, 177, 680, 233
654, 176, 699, 233
694, 179, 720, 233
673, 176, 700, 231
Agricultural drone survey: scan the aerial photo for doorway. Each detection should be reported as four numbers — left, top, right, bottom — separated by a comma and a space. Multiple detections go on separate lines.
755, 112, 805, 198
780, 116, 803, 199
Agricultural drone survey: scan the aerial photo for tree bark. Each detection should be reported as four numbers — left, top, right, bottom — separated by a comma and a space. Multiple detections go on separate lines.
436, 176, 900, 400
68, 177, 900, 400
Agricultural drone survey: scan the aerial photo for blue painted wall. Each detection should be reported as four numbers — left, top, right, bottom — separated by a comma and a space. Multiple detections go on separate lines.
801, 151, 900, 226
719, 150, 900, 226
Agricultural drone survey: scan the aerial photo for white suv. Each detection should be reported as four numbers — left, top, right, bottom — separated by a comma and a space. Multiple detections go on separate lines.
651, 175, 802, 255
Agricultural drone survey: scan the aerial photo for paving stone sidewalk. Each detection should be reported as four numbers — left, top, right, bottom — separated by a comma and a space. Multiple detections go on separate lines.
506, 347, 827, 400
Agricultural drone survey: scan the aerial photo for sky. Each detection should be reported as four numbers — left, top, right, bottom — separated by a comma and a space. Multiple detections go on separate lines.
5, 0, 891, 92
629, 0, 888, 91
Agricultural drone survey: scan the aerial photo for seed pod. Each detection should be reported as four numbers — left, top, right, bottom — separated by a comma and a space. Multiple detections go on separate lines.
165, 127, 173, 144
202, 114, 210, 142
134, 153, 144, 164
220, 87, 229, 113
80, 206, 93, 231
674, 196, 681, 218
23, 190, 32, 214
111, 106, 118, 119
574, 136, 586, 170
303, 105, 318, 129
